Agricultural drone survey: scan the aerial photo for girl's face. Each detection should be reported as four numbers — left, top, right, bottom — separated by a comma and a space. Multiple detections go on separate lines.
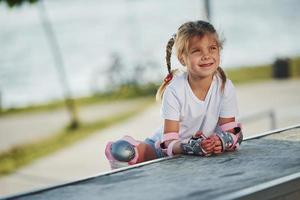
183, 34, 220, 79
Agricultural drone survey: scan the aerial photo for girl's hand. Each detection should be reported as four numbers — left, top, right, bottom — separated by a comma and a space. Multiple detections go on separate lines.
200, 137, 215, 154
209, 135, 222, 155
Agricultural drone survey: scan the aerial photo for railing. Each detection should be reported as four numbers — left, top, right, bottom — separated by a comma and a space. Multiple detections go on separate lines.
239, 109, 277, 130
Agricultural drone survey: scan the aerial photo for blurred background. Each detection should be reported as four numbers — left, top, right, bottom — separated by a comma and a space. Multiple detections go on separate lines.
0, 0, 299, 108
0, 0, 300, 197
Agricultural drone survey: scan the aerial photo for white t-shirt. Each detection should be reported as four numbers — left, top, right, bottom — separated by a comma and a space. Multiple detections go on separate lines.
149, 71, 239, 143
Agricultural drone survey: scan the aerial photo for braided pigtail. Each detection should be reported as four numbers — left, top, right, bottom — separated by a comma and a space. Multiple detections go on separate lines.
166, 34, 176, 74
216, 67, 227, 92
156, 34, 176, 101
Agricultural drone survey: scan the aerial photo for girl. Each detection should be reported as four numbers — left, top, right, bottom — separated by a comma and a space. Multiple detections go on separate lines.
105, 20, 243, 169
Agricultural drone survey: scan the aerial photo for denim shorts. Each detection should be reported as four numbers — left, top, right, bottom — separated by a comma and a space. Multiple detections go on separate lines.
144, 138, 165, 158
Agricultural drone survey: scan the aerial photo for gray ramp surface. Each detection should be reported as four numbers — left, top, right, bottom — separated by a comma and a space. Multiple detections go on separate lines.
2, 127, 300, 200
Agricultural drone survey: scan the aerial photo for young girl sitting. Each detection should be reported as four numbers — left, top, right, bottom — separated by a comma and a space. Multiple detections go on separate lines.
105, 20, 243, 169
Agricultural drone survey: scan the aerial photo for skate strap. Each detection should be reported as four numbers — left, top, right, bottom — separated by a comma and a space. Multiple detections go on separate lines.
155, 132, 179, 157
155, 132, 179, 149
105, 142, 114, 161
122, 135, 140, 146
166, 140, 179, 157
220, 122, 242, 134
181, 136, 208, 156
162, 132, 179, 143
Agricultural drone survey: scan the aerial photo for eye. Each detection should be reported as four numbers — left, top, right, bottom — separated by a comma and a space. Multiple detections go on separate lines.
210, 46, 218, 51
191, 49, 200, 54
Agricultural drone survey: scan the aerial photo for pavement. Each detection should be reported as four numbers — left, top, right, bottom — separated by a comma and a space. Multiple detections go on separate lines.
0, 79, 299, 197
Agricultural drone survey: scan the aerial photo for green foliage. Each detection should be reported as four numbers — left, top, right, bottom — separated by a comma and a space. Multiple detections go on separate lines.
112, 82, 159, 99
290, 56, 300, 78
225, 64, 272, 84
0, 83, 159, 116
0, 0, 38, 7
225, 56, 300, 84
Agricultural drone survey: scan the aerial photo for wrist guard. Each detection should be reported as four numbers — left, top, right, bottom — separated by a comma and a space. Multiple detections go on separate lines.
215, 122, 243, 152
180, 132, 208, 156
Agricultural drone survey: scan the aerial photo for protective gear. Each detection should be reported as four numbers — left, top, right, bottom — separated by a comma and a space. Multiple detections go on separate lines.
111, 140, 136, 162
180, 131, 208, 156
105, 136, 140, 169
155, 132, 179, 157
215, 122, 243, 152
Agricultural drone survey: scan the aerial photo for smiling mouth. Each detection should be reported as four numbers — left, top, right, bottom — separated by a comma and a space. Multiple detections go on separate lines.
199, 63, 213, 68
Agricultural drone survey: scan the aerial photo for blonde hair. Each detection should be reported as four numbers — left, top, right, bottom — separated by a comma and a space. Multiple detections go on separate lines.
156, 20, 226, 101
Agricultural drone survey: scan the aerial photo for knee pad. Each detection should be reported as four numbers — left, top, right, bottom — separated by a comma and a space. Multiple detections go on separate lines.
105, 136, 140, 168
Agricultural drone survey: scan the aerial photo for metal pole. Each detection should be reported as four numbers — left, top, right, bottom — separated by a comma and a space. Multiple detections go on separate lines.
204, 0, 211, 21
269, 110, 277, 130
38, 0, 79, 129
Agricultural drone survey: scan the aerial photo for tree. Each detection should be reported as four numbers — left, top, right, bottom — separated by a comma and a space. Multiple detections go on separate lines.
0, 0, 38, 7
1, 0, 80, 129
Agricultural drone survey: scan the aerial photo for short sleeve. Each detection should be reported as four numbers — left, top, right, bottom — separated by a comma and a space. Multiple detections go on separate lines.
219, 80, 239, 118
160, 87, 181, 121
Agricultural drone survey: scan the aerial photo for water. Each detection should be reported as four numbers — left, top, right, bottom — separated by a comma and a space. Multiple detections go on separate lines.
0, 0, 300, 108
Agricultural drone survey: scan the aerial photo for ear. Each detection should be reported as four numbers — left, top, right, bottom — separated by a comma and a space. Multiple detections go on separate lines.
179, 57, 186, 66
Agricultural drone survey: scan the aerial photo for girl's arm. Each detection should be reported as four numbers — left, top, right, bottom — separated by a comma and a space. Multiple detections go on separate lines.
163, 119, 212, 156
218, 117, 235, 132
212, 117, 243, 153
218, 117, 235, 125
209, 117, 236, 154
164, 119, 179, 133
162, 117, 241, 156
163, 119, 183, 155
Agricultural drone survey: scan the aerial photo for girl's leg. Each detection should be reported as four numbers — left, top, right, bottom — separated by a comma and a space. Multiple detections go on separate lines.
136, 142, 157, 163
105, 136, 161, 169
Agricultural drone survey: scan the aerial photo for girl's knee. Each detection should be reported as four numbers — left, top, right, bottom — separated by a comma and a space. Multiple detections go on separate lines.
105, 136, 157, 169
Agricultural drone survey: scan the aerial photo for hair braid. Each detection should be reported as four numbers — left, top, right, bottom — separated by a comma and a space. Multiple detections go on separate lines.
156, 35, 176, 101
165, 34, 176, 74
217, 67, 227, 92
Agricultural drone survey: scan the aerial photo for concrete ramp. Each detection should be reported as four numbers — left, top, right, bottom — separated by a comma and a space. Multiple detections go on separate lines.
2, 125, 300, 200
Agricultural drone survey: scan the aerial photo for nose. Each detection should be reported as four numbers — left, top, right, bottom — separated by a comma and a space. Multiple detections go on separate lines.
201, 50, 210, 60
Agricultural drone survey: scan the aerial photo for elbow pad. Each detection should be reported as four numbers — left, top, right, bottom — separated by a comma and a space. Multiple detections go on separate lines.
155, 132, 180, 157
215, 122, 243, 152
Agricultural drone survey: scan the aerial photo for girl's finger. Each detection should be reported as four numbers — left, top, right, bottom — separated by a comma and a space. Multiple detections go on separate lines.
204, 149, 214, 154
214, 150, 222, 155
214, 146, 222, 151
214, 140, 221, 146
202, 142, 215, 149
202, 139, 215, 146
202, 139, 212, 144
203, 145, 214, 152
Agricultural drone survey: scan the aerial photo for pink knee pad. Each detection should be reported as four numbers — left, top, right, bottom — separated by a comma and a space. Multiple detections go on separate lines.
105, 136, 140, 169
